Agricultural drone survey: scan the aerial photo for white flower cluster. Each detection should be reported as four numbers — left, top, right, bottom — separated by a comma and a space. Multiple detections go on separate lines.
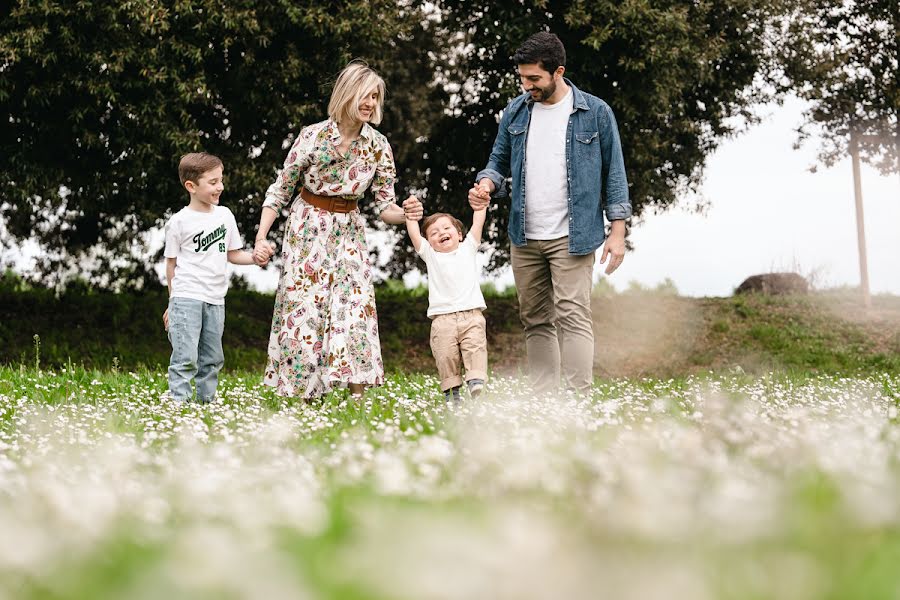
0, 371, 899, 599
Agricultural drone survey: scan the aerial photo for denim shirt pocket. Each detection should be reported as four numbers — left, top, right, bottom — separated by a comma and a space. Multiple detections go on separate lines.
575, 131, 598, 144
507, 124, 526, 149
574, 130, 601, 167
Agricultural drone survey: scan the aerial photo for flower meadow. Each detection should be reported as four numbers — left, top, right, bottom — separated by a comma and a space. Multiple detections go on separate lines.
2, 368, 900, 599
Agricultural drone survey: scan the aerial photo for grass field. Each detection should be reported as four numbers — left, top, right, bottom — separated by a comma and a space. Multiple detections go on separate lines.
3, 366, 900, 599
3, 272, 900, 378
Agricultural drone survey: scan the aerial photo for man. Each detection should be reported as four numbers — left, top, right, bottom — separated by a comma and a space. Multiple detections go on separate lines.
469, 31, 631, 395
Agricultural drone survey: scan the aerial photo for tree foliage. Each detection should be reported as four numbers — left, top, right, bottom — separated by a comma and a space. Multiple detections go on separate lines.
778, 0, 898, 175
0, 0, 421, 287
383, 0, 788, 276
1, 0, 813, 285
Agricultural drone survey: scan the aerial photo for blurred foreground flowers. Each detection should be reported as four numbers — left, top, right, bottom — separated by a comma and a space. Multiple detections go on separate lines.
1, 370, 899, 599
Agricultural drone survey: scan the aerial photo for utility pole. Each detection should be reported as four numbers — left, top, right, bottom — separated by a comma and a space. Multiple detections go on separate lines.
848, 129, 871, 310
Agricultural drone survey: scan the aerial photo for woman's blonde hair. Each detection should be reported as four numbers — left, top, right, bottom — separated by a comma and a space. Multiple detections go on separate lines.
327, 60, 386, 126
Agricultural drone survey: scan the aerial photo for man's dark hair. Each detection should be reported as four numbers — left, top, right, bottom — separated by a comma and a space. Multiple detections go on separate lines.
512, 32, 566, 74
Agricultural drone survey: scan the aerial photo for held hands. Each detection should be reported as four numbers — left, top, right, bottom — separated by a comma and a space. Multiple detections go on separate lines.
467, 179, 493, 211
253, 239, 276, 267
402, 195, 423, 221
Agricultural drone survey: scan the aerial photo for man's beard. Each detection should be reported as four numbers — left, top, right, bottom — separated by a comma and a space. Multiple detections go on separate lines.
531, 78, 557, 102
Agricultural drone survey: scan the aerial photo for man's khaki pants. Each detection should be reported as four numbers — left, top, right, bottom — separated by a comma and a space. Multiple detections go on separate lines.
430, 309, 488, 391
511, 237, 595, 395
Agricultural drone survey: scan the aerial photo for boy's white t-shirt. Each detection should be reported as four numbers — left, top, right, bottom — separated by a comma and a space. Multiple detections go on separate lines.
524, 88, 573, 240
416, 233, 486, 317
164, 205, 243, 305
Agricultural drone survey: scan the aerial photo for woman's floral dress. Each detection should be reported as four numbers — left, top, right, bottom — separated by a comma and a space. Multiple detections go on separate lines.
261, 119, 396, 398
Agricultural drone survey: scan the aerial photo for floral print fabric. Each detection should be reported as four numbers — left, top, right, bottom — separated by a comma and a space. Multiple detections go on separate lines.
263, 202, 384, 397
262, 119, 395, 398
262, 119, 396, 215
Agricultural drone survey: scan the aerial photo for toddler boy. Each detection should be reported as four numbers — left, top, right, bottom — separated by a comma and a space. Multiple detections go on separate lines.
405, 197, 488, 401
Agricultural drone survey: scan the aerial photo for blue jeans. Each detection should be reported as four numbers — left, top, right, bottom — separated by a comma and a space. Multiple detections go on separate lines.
167, 297, 225, 403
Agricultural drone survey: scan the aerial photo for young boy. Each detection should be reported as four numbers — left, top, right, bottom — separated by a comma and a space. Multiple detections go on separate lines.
405, 197, 488, 401
162, 152, 272, 403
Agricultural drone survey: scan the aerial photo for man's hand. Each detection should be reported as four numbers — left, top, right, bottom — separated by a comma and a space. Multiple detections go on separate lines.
599, 221, 626, 275
467, 178, 494, 211
253, 239, 275, 267
402, 196, 423, 221
162, 308, 169, 331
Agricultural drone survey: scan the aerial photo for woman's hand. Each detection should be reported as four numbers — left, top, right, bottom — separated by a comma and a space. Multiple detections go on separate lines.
254, 239, 275, 266
402, 196, 423, 221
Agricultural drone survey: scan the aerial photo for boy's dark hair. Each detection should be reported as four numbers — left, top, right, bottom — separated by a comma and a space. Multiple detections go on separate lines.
422, 213, 465, 237
178, 152, 223, 185
512, 32, 566, 74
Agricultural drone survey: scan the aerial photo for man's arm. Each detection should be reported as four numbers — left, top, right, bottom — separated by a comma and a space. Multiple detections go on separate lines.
597, 102, 630, 275
598, 103, 630, 220
476, 105, 515, 197
469, 208, 487, 244
469, 102, 517, 209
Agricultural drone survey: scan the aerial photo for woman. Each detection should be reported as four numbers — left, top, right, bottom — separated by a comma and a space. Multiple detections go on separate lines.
253, 61, 420, 399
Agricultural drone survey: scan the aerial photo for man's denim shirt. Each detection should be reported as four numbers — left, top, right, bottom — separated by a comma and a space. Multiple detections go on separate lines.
476, 79, 631, 255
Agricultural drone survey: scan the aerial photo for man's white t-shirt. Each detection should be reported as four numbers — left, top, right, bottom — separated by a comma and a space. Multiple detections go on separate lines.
164, 205, 243, 305
524, 89, 574, 240
416, 233, 487, 317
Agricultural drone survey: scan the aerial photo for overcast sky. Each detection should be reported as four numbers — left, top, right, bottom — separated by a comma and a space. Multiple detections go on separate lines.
614, 96, 900, 297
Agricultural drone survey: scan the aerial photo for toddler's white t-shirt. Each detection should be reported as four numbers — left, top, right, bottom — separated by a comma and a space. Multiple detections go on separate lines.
417, 233, 487, 317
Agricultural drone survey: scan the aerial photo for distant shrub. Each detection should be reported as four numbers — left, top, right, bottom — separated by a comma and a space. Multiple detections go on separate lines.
592, 278, 617, 298
481, 282, 517, 298
620, 278, 679, 296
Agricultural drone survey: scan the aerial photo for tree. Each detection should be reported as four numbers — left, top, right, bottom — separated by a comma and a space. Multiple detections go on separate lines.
0, 0, 423, 288
383, 0, 788, 277
778, 0, 898, 307
780, 0, 898, 175
2, 0, 794, 286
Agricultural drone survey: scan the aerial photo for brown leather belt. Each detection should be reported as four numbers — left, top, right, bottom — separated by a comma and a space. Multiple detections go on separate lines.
300, 187, 359, 213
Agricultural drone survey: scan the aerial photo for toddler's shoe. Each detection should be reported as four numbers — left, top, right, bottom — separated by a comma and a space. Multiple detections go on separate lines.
444, 386, 461, 403
467, 379, 484, 397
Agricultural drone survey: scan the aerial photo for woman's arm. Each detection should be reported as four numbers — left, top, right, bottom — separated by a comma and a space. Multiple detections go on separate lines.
254, 206, 279, 260
379, 203, 405, 225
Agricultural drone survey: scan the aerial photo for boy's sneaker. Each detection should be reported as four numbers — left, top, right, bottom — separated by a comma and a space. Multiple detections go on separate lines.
467, 379, 484, 397
444, 386, 461, 403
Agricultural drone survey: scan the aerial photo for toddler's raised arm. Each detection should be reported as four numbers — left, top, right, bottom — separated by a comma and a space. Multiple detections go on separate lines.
470, 207, 487, 244
404, 195, 424, 252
